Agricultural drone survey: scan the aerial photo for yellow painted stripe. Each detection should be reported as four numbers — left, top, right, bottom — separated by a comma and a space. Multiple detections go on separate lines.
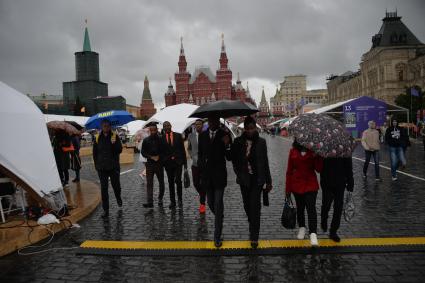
80, 237, 425, 250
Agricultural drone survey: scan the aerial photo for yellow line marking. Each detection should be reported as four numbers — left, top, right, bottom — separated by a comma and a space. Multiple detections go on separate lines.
80, 237, 425, 250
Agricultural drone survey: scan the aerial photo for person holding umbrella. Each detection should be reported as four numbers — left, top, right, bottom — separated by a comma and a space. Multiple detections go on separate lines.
198, 115, 232, 247
231, 116, 272, 248
161, 121, 187, 208
285, 139, 322, 246
289, 113, 355, 243
93, 120, 123, 218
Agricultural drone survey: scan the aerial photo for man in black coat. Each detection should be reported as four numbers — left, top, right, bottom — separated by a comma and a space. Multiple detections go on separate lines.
162, 121, 187, 208
93, 120, 123, 218
231, 116, 272, 248
198, 115, 232, 247
141, 123, 165, 208
320, 157, 354, 242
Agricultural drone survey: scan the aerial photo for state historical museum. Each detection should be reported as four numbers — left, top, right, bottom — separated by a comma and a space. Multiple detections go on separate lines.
165, 36, 255, 107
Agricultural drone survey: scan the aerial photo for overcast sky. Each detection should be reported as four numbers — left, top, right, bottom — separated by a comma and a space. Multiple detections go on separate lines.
1, 0, 424, 108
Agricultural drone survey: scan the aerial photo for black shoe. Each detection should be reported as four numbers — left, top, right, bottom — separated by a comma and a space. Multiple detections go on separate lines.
178, 200, 183, 207
321, 220, 328, 232
158, 200, 163, 206
72, 178, 80, 183
101, 211, 109, 218
117, 199, 123, 208
251, 241, 259, 249
330, 233, 341, 243
143, 203, 154, 208
169, 202, 176, 209
214, 239, 223, 248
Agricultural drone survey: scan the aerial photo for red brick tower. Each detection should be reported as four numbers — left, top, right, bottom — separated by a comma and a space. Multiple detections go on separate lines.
139, 75, 157, 119
175, 37, 191, 104
234, 72, 245, 101
164, 78, 176, 107
216, 34, 232, 100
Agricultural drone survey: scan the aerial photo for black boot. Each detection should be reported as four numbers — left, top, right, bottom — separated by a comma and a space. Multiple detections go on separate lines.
330, 232, 341, 243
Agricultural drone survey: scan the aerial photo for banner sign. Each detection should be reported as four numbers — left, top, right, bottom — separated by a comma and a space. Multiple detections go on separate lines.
343, 96, 387, 138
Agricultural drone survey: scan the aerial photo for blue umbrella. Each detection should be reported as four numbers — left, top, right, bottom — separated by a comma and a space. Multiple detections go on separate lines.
85, 110, 135, 130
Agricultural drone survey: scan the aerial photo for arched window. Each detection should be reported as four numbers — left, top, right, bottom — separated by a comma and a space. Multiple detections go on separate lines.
398, 70, 404, 81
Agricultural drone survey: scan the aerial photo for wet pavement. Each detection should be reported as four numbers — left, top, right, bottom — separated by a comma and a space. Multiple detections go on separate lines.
1, 135, 425, 282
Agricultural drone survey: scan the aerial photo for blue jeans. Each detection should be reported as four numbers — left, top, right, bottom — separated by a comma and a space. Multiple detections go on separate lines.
363, 150, 380, 178
389, 147, 406, 178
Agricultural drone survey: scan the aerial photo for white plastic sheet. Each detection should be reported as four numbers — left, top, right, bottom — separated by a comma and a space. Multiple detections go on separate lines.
0, 82, 63, 197
122, 120, 146, 135
145, 104, 199, 133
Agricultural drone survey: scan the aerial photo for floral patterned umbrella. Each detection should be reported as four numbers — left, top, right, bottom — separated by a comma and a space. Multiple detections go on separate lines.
47, 121, 80, 135
289, 113, 356, 158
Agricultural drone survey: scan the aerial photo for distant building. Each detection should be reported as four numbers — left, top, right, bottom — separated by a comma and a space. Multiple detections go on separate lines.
126, 104, 141, 119
165, 35, 255, 107
63, 24, 108, 115
28, 93, 63, 111
92, 96, 126, 114
305, 89, 328, 104
257, 88, 271, 127
270, 75, 307, 119
327, 11, 425, 105
139, 76, 156, 119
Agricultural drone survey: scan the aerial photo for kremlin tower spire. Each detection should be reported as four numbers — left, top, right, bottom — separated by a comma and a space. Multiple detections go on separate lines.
219, 33, 229, 70
178, 36, 187, 72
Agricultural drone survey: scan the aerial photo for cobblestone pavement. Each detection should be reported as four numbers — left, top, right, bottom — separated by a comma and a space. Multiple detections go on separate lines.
1, 135, 425, 282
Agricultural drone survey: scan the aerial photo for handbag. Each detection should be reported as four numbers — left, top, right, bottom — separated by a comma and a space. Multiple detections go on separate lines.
183, 169, 190, 188
281, 195, 297, 229
343, 191, 355, 222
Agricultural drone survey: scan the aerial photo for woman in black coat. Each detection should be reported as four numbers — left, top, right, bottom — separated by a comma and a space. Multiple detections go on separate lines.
231, 116, 272, 248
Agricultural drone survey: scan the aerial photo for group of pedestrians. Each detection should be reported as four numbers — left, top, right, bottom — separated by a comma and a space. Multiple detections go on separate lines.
361, 119, 411, 181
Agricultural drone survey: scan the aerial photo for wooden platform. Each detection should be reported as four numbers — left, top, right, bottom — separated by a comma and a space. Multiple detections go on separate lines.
0, 180, 100, 257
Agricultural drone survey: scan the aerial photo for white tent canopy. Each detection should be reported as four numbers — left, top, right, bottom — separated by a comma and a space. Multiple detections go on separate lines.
307, 98, 356, 114
44, 114, 90, 126
0, 82, 65, 206
121, 120, 146, 135
237, 122, 262, 129
145, 104, 199, 133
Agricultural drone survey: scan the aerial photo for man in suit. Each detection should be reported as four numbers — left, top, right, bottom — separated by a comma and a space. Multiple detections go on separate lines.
162, 121, 187, 208
141, 123, 165, 208
231, 116, 272, 248
198, 115, 232, 247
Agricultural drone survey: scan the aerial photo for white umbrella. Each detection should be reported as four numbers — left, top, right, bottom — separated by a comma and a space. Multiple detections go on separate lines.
0, 81, 66, 208
122, 120, 146, 136
145, 104, 199, 133
237, 122, 262, 129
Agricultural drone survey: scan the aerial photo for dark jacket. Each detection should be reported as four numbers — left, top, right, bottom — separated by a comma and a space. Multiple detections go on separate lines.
141, 134, 163, 164
285, 148, 322, 194
385, 126, 405, 147
198, 128, 232, 188
161, 131, 187, 167
320, 157, 354, 191
93, 131, 122, 171
53, 135, 71, 171
231, 132, 272, 188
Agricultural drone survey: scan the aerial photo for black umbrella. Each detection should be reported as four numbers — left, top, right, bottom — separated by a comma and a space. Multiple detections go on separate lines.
65, 121, 84, 131
189, 100, 258, 118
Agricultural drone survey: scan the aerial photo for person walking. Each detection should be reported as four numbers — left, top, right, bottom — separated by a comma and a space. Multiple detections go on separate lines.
198, 115, 232, 247
53, 133, 72, 187
141, 123, 166, 208
420, 124, 425, 151
71, 134, 81, 183
188, 119, 207, 214
232, 116, 272, 248
380, 122, 388, 143
385, 119, 407, 181
320, 157, 354, 242
361, 120, 381, 181
161, 121, 187, 208
285, 140, 322, 246
93, 120, 123, 218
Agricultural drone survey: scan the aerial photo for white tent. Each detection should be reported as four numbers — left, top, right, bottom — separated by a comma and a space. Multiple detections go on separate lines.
145, 104, 199, 133
122, 120, 146, 135
44, 114, 89, 126
0, 82, 65, 208
237, 122, 262, 129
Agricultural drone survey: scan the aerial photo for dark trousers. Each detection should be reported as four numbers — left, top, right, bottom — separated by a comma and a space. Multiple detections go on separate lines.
74, 169, 80, 180
191, 166, 205, 205
59, 169, 69, 184
363, 150, 380, 178
293, 191, 317, 234
240, 175, 262, 241
423, 138, 425, 151
98, 169, 122, 212
145, 161, 165, 204
205, 179, 225, 241
321, 186, 345, 234
165, 162, 183, 204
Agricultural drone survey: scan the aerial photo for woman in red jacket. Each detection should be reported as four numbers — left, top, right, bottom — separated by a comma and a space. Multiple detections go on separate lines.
285, 140, 323, 246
